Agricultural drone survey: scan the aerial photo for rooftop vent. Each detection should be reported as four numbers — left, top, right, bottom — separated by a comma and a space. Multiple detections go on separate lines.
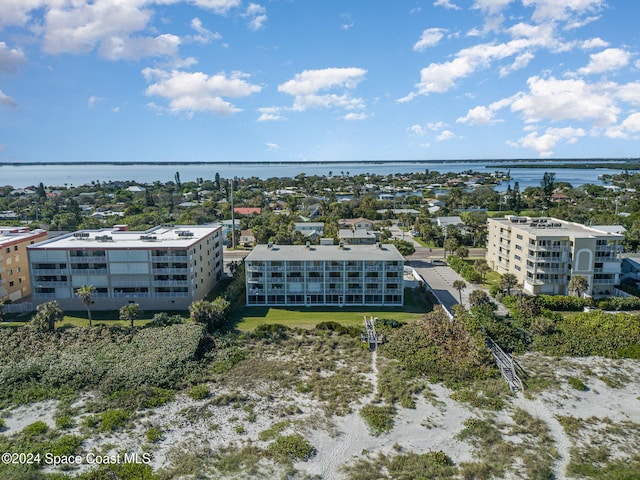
140, 235, 158, 241
176, 230, 194, 237
305, 241, 311, 249
267, 241, 274, 249
96, 235, 113, 242
376, 242, 382, 249
339, 241, 344, 249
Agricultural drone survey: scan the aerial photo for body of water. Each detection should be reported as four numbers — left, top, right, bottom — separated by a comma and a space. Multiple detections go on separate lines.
0, 161, 624, 190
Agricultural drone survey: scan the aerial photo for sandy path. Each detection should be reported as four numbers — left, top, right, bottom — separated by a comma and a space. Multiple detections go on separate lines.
512, 394, 572, 480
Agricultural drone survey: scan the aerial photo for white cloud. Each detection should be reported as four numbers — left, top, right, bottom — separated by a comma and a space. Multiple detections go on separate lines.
522, 0, 604, 24
615, 82, 640, 106
0, 90, 17, 108
278, 67, 367, 112
0, 0, 45, 28
257, 107, 284, 121
88, 96, 104, 108
401, 32, 554, 100
344, 112, 368, 120
266, 142, 280, 151
0, 42, 26, 74
605, 112, 640, 139
472, 0, 513, 16
192, 0, 242, 15
509, 76, 619, 125
408, 121, 448, 135
578, 48, 630, 75
499, 52, 534, 76
99, 34, 181, 61
409, 124, 427, 136
242, 3, 267, 31
413, 28, 446, 51
143, 68, 262, 116
437, 130, 455, 141
515, 126, 586, 156
457, 106, 495, 125
433, 0, 460, 10
580, 37, 609, 50
189, 17, 222, 44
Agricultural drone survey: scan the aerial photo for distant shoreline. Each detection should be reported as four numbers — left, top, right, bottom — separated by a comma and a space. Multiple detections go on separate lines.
0, 158, 637, 167
487, 161, 640, 170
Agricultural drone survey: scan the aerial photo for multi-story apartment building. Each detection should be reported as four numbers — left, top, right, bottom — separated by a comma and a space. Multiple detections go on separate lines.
1, 227, 48, 303
27, 224, 223, 310
245, 243, 404, 306
487, 216, 624, 297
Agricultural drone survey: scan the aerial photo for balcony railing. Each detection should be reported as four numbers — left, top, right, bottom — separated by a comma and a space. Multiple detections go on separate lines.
151, 255, 188, 261
529, 244, 568, 252
32, 268, 68, 275
34, 292, 58, 299
592, 278, 616, 285
69, 256, 107, 263
34, 281, 69, 287
113, 292, 150, 298
152, 268, 188, 274
152, 280, 189, 287
152, 292, 190, 298
70, 268, 108, 275
596, 245, 623, 252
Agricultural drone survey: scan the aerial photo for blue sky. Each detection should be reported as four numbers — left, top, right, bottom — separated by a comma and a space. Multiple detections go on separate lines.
1, 0, 640, 163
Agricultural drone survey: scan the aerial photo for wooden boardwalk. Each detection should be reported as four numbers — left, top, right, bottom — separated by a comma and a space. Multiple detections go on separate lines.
486, 335, 525, 393
361, 316, 384, 351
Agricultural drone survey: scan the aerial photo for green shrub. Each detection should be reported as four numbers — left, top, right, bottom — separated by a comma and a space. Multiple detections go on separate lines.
536, 295, 593, 311
568, 377, 588, 391
22, 421, 49, 437
146, 426, 163, 443
258, 420, 291, 442
54, 412, 75, 430
0, 418, 5, 431
598, 296, 640, 311
267, 434, 315, 463
99, 409, 130, 432
360, 405, 395, 435
186, 384, 210, 400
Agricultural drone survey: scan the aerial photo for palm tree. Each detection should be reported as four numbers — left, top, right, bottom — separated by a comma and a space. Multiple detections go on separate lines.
474, 259, 491, 282
499, 273, 518, 296
444, 238, 459, 258
453, 280, 466, 304
568, 275, 589, 297
119, 303, 142, 328
31, 300, 63, 332
76, 285, 96, 327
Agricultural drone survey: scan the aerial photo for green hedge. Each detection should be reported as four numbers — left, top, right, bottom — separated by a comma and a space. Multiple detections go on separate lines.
597, 296, 640, 311
536, 295, 593, 311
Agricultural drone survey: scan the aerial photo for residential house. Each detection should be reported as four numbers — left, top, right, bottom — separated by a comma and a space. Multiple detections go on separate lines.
1, 227, 48, 303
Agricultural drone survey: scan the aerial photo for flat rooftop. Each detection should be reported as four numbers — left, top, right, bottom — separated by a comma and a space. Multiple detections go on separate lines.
28, 225, 221, 250
245, 244, 404, 262
0, 227, 46, 246
491, 216, 625, 239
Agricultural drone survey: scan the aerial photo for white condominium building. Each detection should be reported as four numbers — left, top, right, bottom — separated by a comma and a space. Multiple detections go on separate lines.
487, 216, 624, 297
245, 243, 405, 306
28, 224, 223, 310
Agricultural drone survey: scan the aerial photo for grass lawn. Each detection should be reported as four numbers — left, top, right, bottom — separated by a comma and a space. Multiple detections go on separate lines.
233, 288, 432, 331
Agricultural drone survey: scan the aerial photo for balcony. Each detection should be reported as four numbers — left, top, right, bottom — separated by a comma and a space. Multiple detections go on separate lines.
70, 268, 108, 275
595, 244, 623, 252
266, 266, 286, 272
35, 292, 58, 299
69, 255, 107, 263
112, 292, 150, 298
246, 265, 264, 272
152, 268, 188, 274
527, 265, 567, 274
152, 292, 190, 298
592, 278, 616, 285
286, 266, 305, 272
151, 254, 188, 261
529, 244, 568, 252
34, 281, 69, 287
247, 276, 264, 283
151, 280, 189, 287
32, 268, 68, 275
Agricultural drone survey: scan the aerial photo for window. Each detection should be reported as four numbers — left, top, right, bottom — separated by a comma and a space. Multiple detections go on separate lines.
514, 255, 521, 261
4, 247, 8, 253
515, 265, 521, 271
516, 234, 523, 240
515, 245, 522, 251
9, 281, 14, 287
13, 245, 18, 251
